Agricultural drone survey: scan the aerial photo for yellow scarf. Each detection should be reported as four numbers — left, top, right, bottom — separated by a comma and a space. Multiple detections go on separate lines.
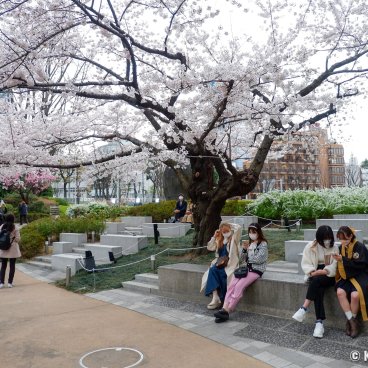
336, 240, 356, 280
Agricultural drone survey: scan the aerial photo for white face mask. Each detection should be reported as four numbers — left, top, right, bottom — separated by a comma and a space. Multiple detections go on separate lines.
249, 233, 258, 241
222, 232, 231, 239
323, 240, 331, 247
178, 196, 184, 201
340, 239, 350, 246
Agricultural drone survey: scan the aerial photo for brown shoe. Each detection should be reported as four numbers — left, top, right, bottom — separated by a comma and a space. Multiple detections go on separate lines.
345, 320, 351, 336
349, 317, 360, 338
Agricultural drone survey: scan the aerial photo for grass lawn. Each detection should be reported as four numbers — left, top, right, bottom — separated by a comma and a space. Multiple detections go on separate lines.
58, 225, 313, 293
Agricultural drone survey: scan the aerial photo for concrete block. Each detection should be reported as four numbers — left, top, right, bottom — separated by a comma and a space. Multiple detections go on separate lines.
285, 240, 309, 262
105, 222, 126, 234
84, 244, 122, 262
158, 263, 348, 330
60, 233, 87, 246
124, 227, 143, 235
100, 234, 147, 254
297, 253, 304, 275
52, 241, 73, 254
316, 218, 368, 238
51, 253, 84, 276
120, 216, 152, 227
221, 216, 258, 229
334, 214, 368, 219
141, 223, 191, 237
305, 228, 363, 241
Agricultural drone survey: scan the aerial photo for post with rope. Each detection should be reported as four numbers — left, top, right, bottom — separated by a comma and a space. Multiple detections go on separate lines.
65, 265, 71, 287
150, 255, 156, 271
153, 224, 159, 245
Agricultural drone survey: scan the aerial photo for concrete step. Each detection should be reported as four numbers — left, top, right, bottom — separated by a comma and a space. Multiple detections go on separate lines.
27, 260, 53, 270
72, 247, 86, 255
135, 273, 159, 286
33, 256, 52, 264
121, 280, 159, 294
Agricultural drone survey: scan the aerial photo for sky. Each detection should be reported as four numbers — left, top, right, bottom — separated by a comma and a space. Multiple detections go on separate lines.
212, 0, 368, 166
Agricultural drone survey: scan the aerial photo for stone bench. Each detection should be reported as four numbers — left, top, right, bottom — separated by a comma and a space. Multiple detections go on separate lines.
52, 241, 73, 254
158, 263, 357, 330
141, 223, 191, 237
304, 229, 363, 242
285, 240, 309, 262
316, 219, 368, 238
60, 233, 87, 246
334, 214, 368, 219
100, 234, 147, 255
124, 227, 143, 235
120, 216, 152, 227
84, 244, 123, 262
220, 216, 258, 229
51, 253, 84, 276
105, 222, 126, 234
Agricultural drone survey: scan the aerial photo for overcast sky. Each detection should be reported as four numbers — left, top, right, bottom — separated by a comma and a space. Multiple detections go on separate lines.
213, 1, 368, 166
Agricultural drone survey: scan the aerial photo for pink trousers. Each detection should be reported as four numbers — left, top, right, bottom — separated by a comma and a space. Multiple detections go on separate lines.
224, 271, 260, 312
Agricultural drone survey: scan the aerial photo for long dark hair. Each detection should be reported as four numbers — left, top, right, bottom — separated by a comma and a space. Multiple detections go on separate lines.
336, 226, 356, 242
315, 225, 334, 248
248, 223, 267, 244
2, 213, 15, 232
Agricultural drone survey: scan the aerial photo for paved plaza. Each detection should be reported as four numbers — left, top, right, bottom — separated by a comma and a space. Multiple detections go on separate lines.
12, 263, 368, 368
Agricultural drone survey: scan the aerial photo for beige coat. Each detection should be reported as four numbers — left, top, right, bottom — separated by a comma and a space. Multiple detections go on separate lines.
301, 240, 338, 282
0, 226, 21, 259
200, 223, 242, 292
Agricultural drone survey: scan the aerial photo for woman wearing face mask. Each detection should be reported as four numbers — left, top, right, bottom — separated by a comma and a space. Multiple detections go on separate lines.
201, 222, 242, 310
213, 223, 268, 322
333, 226, 368, 338
292, 225, 338, 338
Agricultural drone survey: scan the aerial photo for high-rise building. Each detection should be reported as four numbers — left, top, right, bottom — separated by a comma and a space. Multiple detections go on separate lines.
247, 128, 345, 196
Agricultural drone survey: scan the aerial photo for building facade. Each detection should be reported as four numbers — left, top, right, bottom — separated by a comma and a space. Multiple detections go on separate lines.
249, 128, 345, 196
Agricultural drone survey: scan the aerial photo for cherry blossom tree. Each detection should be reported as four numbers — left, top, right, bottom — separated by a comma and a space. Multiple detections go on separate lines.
0, 0, 367, 247
0, 170, 56, 202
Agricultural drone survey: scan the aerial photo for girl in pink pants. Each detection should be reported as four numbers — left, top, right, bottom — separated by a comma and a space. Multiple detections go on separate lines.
214, 223, 268, 322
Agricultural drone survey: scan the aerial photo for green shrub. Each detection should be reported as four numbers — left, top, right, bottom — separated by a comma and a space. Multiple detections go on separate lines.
19, 216, 106, 258
221, 199, 253, 215
20, 226, 45, 259
124, 200, 176, 222
27, 212, 49, 222
248, 187, 368, 221
28, 200, 48, 213
53, 198, 69, 206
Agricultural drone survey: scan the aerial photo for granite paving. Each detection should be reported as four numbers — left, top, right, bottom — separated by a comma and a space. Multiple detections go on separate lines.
18, 263, 368, 368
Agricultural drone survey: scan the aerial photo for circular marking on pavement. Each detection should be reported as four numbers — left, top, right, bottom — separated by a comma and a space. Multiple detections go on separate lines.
79, 347, 144, 368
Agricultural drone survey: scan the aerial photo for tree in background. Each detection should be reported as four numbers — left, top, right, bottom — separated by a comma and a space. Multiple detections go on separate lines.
0, 170, 56, 203
0, 1, 367, 247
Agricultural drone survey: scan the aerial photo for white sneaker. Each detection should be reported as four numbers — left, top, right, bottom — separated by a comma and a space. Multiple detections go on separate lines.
0, 283, 3, 289
207, 299, 222, 310
292, 308, 306, 322
7, 283, 13, 288
313, 322, 324, 338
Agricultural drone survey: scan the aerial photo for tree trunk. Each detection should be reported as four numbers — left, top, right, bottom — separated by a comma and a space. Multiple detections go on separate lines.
63, 181, 67, 198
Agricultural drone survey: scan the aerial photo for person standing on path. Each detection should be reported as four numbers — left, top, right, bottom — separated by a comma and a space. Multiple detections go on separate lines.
0, 213, 21, 288
18, 200, 28, 225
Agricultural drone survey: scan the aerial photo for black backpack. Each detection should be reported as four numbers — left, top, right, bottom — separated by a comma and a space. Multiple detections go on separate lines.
0, 229, 14, 251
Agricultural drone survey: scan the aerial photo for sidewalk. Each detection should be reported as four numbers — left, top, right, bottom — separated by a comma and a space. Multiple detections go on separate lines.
14, 264, 368, 368
0, 268, 269, 368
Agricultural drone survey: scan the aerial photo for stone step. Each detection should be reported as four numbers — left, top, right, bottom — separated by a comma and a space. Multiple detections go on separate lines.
33, 256, 52, 264
121, 280, 159, 294
27, 260, 53, 270
72, 247, 86, 255
135, 273, 159, 286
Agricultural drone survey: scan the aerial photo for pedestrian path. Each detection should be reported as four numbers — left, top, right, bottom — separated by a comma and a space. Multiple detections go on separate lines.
17, 263, 368, 368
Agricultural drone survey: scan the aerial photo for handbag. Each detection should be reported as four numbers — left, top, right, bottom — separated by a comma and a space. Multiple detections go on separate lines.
215, 255, 229, 269
234, 265, 248, 278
